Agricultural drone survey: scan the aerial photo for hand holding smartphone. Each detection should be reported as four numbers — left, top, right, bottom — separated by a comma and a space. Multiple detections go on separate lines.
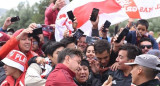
115, 28, 129, 43
67, 11, 75, 22
11, 16, 20, 22
90, 8, 99, 22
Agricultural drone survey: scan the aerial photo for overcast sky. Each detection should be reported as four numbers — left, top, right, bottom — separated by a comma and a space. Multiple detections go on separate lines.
0, 0, 40, 10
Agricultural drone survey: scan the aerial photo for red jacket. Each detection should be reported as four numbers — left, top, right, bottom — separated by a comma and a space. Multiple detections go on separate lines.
1, 72, 26, 86
45, 3, 59, 25
0, 29, 38, 68
44, 3, 59, 39
45, 63, 77, 86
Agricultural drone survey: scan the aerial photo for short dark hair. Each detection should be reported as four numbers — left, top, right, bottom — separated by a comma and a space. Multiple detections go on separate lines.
139, 37, 153, 46
45, 42, 65, 57
58, 48, 83, 63
60, 37, 76, 48
141, 66, 159, 79
119, 43, 142, 60
94, 39, 110, 54
81, 59, 90, 71
136, 19, 149, 29
42, 41, 55, 56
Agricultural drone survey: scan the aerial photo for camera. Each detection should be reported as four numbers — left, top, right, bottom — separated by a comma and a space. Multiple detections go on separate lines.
28, 24, 43, 37
11, 16, 20, 22
0, 41, 6, 46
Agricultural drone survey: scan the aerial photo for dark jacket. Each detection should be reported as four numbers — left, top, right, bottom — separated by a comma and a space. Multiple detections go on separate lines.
138, 79, 160, 86
0, 67, 6, 84
126, 31, 159, 49
74, 73, 101, 86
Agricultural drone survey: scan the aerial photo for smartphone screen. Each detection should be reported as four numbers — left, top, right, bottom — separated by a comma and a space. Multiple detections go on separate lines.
102, 20, 111, 32
73, 29, 84, 40
115, 28, 129, 43
86, 36, 98, 44
11, 16, 20, 22
67, 11, 75, 22
90, 8, 99, 22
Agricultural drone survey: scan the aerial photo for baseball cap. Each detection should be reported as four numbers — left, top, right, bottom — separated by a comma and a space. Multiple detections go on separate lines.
0, 32, 10, 41
125, 54, 160, 70
147, 49, 160, 58
2, 50, 27, 72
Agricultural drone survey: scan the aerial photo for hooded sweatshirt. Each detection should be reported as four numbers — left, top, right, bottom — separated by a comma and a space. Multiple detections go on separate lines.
1, 72, 26, 86
0, 29, 38, 68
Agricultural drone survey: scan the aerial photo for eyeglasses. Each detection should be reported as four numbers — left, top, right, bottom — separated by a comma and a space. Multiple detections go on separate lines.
140, 45, 152, 49
32, 41, 38, 45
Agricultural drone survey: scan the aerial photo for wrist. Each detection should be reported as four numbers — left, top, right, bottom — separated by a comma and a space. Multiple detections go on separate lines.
92, 25, 98, 29
2, 25, 8, 30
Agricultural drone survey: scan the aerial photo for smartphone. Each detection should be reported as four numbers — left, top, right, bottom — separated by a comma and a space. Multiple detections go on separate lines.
11, 16, 20, 22
41, 24, 53, 32
102, 20, 111, 32
86, 36, 99, 44
28, 27, 43, 37
67, 11, 75, 22
0, 41, 6, 46
115, 28, 129, 43
73, 29, 84, 40
90, 8, 99, 22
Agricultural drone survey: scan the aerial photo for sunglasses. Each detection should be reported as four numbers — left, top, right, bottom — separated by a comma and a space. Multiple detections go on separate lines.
140, 45, 152, 49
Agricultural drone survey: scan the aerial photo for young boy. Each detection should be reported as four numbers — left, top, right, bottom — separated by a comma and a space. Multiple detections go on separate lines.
126, 19, 159, 49
1, 50, 27, 86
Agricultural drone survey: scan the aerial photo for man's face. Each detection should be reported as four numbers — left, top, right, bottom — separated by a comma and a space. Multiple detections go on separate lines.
19, 35, 31, 53
75, 65, 89, 83
77, 37, 87, 52
130, 65, 140, 85
32, 39, 39, 51
68, 55, 81, 73
96, 50, 110, 67
38, 34, 44, 44
48, 47, 64, 66
140, 41, 152, 54
116, 50, 130, 70
3, 64, 19, 76
136, 24, 147, 36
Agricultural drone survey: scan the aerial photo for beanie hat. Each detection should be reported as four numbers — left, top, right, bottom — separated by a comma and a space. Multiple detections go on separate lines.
2, 50, 27, 72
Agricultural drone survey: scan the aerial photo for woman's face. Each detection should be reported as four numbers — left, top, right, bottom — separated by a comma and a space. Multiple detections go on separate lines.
75, 65, 89, 83
86, 46, 95, 62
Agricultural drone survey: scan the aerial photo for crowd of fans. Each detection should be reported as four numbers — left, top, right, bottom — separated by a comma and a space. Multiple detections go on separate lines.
0, 0, 160, 86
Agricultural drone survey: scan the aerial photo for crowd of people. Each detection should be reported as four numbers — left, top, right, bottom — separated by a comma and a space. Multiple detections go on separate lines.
0, 0, 160, 86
